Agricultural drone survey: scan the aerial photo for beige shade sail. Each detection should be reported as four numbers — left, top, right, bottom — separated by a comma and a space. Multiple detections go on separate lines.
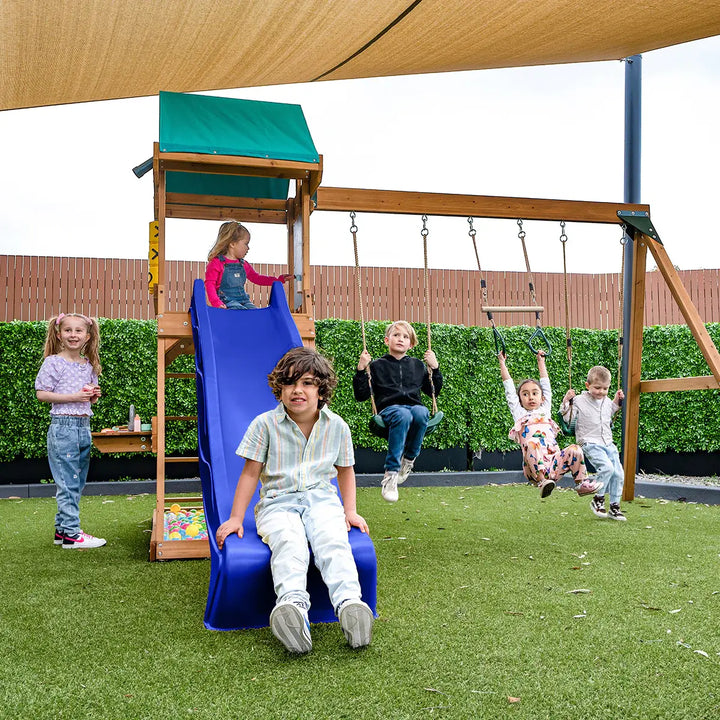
2, 0, 720, 111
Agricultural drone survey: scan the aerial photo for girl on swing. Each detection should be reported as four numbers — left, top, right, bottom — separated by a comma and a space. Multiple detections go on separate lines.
354, 321, 442, 504
498, 350, 598, 498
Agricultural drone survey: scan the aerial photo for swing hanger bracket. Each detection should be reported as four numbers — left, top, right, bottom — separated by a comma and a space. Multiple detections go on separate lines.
617, 210, 662, 244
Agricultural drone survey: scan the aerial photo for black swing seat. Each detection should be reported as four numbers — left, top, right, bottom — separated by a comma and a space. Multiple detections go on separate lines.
369, 410, 444, 440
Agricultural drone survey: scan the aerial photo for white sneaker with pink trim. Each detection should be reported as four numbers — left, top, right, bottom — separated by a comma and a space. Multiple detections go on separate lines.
62, 531, 107, 549
576, 479, 600, 496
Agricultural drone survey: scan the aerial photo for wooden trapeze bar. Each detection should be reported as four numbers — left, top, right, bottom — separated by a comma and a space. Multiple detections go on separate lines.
481, 306, 544, 313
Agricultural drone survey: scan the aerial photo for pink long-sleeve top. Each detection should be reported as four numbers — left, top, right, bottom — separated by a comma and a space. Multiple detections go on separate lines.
204, 257, 284, 308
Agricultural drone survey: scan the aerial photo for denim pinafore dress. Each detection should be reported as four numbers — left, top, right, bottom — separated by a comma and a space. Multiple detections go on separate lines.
217, 256, 255, 309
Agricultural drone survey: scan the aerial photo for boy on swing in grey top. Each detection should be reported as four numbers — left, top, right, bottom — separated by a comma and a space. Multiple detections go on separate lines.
560, 365, 626, 521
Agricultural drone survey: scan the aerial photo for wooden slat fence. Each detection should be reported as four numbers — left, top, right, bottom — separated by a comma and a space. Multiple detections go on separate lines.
2, 255, 719, 329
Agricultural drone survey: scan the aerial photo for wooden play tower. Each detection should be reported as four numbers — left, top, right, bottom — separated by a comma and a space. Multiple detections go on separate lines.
148, 92, 320, 560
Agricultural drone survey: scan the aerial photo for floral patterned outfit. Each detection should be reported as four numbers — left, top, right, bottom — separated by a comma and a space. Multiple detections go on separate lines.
503, 376, 587, 486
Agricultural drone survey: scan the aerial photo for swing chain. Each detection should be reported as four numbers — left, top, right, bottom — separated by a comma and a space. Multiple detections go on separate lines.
421, 214, 429, 238
349, 210, 358, 234
467, 216, 476, 239
617, 223, 627, 394
560, 220, 572, 387
517, 218, 526, 240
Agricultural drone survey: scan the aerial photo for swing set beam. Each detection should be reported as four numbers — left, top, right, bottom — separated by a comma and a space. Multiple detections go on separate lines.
316, 186, 649, 224
316, 185, 720, 502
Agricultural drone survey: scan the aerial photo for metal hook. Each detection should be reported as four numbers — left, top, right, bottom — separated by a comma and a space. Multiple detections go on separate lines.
467, 216, 476, 238
620, 223, 628, 245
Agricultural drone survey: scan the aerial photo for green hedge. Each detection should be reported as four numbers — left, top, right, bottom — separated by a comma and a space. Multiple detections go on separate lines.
0, 319, 197, 461
1, 319, 718, 462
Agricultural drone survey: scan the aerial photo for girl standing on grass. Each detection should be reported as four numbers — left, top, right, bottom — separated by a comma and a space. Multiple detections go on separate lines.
35, 313, 106, 549
204, 221, 293, 309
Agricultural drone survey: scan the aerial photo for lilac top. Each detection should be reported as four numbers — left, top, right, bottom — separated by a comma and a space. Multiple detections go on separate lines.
35, 355, 98, 416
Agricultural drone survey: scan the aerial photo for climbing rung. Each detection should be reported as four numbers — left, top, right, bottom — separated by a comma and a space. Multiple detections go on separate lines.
165, 456, 199, 463
481, 305, 544, 313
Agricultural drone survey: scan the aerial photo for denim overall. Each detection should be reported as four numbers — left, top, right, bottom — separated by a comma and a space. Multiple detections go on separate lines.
217, 256, 256, 309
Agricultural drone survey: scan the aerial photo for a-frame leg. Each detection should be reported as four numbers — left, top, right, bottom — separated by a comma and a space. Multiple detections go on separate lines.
646, 237, 720, 381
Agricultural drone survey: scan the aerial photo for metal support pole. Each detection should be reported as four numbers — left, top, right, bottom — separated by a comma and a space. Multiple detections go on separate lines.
622, 54, 642, 464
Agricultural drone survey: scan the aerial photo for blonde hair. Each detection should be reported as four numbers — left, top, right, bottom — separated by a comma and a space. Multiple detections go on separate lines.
587, 365, 611, 385
385, 320, 418, 348
44, 314, 102, 375
207, 221, 251, 261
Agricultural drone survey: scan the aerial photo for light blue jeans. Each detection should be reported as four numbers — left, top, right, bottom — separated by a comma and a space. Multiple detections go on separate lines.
47, 416, 91, 534
255, 486, 362, 613
583, 442, 624, 505
379, 404, 430, 472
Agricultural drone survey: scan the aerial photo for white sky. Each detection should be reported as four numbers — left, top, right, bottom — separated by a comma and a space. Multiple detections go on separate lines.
1, 36, 719, 275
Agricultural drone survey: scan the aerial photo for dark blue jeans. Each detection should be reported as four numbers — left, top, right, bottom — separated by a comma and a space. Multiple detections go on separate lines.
379, 404, 429, 472
47, 416, 91, 534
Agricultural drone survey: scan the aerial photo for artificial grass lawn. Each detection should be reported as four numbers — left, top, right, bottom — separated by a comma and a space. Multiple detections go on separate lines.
1, 484, 719, 720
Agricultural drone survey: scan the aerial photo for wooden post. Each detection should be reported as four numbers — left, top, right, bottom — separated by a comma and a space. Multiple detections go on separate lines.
646, 236, 720, 381
622, 232, 647, 501
299, 182, 312, 315
153, 158, 167, 561
291, 180, 313, 315
286, 194, 299, 311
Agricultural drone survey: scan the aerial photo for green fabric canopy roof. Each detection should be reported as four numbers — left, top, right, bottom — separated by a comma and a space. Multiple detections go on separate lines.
159, 91, 319, 201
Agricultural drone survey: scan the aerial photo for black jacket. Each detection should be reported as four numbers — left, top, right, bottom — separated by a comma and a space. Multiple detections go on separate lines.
352, 354, 442, 412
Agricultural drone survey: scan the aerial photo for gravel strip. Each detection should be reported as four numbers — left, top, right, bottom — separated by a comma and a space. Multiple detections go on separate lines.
638, 472, 720, 487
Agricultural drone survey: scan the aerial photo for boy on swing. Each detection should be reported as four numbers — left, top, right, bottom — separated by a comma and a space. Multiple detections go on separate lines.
353, 320, 442, 503
560, 366, 627, 520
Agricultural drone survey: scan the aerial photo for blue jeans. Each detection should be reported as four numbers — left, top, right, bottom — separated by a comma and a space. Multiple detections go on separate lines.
255, 486, 362, 612
379, 404, 429, 472
47, 416, 91, 534
583, 442, 624, 505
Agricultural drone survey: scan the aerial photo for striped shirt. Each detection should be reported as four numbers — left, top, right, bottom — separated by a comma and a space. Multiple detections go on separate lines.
237, 403, 355, 500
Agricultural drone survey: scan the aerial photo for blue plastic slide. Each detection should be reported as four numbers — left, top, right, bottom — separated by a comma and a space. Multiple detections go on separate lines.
189, 279, 377, 630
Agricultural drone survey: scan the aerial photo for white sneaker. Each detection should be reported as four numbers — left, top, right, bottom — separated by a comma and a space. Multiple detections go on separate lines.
338, 599, 374, 648
397, 457, 415, 485
270, 601, 312, 654
381, 471, 399, 502
62, 531, 106, 549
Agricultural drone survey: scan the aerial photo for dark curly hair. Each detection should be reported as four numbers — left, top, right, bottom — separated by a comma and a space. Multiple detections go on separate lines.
268, 347, 337, 409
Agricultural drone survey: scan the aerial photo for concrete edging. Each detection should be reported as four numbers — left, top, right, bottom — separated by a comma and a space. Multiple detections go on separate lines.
1, 472, 718, 505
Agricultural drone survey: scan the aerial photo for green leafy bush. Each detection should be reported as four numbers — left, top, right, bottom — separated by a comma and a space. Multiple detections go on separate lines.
1, 318, 718, 463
